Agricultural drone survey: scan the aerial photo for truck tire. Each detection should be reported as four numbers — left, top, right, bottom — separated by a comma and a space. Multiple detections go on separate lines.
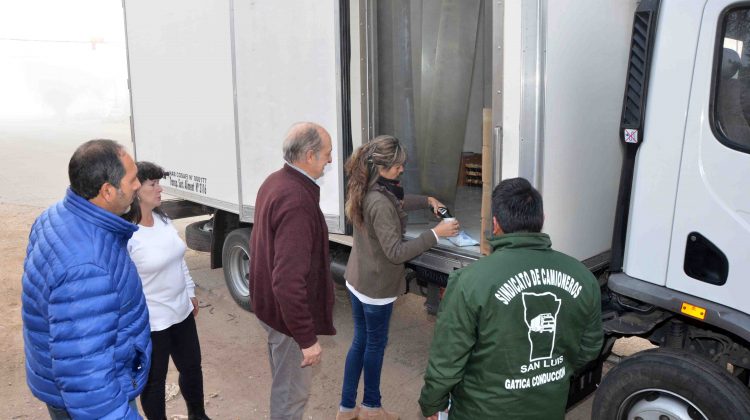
221, 227, 252, 312
185, 220, 212, 252
592, 348, 750, 420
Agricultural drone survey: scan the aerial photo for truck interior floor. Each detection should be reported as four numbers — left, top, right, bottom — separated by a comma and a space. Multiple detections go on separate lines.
405, 185, 483, 255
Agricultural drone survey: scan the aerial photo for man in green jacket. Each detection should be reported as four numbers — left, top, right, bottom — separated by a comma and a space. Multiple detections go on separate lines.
419, 178, 603, 419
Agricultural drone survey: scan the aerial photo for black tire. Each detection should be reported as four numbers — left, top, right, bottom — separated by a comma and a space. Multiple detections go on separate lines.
593, 348, 750, 420
185, 220, 212, 252
221, 228, 253, 312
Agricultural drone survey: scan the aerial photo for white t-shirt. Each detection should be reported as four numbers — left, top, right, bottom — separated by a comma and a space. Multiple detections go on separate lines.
127, 212, 195, 332
346, 281, 397, 306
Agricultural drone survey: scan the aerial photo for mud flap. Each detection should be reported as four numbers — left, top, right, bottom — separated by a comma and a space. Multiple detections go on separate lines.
566, 336, 615, 409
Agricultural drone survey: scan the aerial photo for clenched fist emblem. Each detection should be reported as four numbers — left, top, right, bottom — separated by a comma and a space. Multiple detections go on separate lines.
522, 292, 562, 361
529, 313, 556, 333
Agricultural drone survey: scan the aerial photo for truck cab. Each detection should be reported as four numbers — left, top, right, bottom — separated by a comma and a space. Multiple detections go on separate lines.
594, 1, 750, 417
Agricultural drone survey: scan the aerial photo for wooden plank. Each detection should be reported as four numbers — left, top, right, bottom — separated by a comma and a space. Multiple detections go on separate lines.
481, 107, 493, 255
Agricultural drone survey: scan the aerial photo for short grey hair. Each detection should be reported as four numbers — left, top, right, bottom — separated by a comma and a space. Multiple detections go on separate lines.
282, 123, 324, 163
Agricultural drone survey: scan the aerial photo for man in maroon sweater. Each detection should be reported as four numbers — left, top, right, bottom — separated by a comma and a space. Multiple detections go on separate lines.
250, 122, 336, 420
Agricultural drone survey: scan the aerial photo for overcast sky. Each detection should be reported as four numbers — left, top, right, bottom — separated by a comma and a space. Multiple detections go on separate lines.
0, 0, 128, 121
0, 0, 125, 42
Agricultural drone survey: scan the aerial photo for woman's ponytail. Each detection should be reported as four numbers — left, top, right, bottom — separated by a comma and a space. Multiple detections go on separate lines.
344, 135, 406, 228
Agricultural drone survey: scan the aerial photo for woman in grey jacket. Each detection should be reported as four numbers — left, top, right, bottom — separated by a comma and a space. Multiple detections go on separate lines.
337, 135, 459, 420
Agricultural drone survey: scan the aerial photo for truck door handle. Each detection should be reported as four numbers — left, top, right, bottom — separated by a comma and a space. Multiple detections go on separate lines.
683, 232, 729, 286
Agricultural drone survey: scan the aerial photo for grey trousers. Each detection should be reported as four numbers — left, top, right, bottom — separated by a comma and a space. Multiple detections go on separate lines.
259, 320, 313, 420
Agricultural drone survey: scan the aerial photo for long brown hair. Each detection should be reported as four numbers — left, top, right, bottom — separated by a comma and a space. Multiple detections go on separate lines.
344, 135, 407, 228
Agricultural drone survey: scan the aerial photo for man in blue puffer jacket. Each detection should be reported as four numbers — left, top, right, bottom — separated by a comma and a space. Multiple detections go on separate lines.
21, 139, 152, 419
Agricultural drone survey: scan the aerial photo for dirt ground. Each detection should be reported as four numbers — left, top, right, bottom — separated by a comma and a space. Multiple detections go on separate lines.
1, 203, 654, 420
0, 119, 652, 419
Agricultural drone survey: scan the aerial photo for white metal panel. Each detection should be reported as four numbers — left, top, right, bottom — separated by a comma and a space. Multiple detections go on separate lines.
233, 0, 344, 232
541, 0, 638, 260
667, 0, 750, 315
124, 0, 238, 212
503, 0, 630, 260
350, 1, 364, 150
501, 0, 522, 180
623, 0, 706, 284
517, 0, 546, 187
502, 0, 637, 259
491, 0, 504, 184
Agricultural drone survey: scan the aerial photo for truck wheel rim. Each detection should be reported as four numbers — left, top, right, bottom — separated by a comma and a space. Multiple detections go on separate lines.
618, 388, 707, 420
228, 245, 250, 298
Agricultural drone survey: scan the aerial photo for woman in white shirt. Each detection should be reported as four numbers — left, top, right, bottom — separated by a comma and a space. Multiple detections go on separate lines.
123, 162, 211, 420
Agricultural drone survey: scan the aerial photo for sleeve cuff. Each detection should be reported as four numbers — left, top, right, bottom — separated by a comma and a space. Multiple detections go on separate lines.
420, 400, 450, 417
431, 229, 439, 242
295, 335, 318, 350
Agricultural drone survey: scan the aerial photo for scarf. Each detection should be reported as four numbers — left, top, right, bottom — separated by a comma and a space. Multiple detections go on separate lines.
376, 176, 404, 201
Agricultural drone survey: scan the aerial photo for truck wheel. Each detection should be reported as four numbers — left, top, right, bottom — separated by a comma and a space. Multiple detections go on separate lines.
221, 228, 252, 312
593, 348, 750, 420
185, 220, 212, 252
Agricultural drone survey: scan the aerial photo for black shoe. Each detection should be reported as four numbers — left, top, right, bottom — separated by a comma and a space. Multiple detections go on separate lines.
187, 402, 211, 420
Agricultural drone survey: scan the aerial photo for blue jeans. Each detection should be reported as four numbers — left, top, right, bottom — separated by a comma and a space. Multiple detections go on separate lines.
340, 291, 394, 409
47, 399, 138, 419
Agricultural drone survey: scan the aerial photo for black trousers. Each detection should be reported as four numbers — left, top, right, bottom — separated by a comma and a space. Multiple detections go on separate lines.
141, 313, 205, 419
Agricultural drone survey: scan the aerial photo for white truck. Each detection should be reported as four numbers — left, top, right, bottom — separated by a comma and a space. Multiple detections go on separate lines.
123, 0, 750, 417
